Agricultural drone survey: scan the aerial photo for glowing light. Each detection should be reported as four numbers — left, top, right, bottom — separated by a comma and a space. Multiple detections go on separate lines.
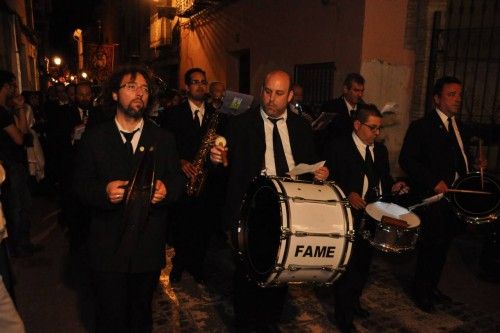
53, 56, 62, 66
81, 72, 88, 79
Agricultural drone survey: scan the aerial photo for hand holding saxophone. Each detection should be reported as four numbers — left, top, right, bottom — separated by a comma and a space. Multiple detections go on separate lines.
180, 159, 199, 179
210, 136, 228, 167
107, 180, 129, 203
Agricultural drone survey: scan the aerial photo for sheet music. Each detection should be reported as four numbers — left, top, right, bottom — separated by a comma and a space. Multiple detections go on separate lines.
287, 161, 325, 176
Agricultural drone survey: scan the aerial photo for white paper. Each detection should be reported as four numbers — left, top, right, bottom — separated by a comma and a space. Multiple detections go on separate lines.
73, 124, 86, 141
287, 161, 325, 176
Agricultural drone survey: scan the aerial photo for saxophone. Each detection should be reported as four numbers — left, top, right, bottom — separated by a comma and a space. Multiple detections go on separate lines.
186, 111, 222, 196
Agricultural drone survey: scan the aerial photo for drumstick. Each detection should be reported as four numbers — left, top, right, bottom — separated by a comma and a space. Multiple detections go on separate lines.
446, 188, 492, 195
479, 140, 484, 190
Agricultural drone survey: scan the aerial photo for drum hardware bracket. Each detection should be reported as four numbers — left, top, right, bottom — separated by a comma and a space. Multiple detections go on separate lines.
346, 230, 356, 242
280, 227, 292, 239
286, 264, 343, 272
282, 227, 348, 239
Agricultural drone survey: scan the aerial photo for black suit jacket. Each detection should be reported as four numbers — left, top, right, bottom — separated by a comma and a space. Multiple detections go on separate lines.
161, 100, 222, 161
224, 107, 319, 229
320, 96, 360, 140
324, 135, 394, 213
399, 110, 470, 198
73, 119, 183, 273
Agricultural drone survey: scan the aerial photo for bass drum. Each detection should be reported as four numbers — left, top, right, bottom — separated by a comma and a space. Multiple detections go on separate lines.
449, 172, 500, 224
237, 176, 354, 287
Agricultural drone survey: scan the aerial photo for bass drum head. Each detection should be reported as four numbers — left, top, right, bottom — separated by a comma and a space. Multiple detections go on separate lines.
239, 177, 282, 282
451, 172, 500, 223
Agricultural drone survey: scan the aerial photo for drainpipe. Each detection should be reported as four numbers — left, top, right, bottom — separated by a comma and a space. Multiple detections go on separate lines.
12, 14, 23, 90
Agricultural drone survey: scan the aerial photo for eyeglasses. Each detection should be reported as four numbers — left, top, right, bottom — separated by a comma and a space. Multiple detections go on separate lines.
361, 123, 383, 133
119, 82, 150, 94
190, 79, 208, 86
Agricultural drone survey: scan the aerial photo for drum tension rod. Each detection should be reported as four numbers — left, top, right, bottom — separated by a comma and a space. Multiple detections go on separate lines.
283, 195, 349, 205
281, 227, 348, 239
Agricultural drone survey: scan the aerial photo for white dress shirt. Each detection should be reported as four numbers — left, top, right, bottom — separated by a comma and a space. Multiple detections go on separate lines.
260, 108, 295, 176
435, 108, 469, 178
352, 132, 381, 199
115, 118, 144, 154
189, 99, 205, 126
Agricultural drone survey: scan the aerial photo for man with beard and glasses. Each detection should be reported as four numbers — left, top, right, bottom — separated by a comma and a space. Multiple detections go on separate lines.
161, 67, 228, 285
73, 66, 183, 333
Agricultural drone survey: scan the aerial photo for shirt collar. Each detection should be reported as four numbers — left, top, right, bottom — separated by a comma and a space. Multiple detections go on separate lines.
188, 99, 205, 114
114, 117, 144, 134
260, 107, 288, 122
343, 97, 356, 112
352, 131, 373, 149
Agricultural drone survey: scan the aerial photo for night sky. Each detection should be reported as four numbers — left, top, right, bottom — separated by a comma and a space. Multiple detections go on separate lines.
48, 0, 102, 69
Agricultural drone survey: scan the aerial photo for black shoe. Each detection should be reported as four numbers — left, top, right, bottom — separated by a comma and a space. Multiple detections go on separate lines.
11, 246, 34, 258
26, 242, 44, 253
337, 323, 356, 333
414, 294, 435, 313
169, 266, 183, 283
193, 272, 207, 285
353, 304, 370, 318
431, 289, 452, 304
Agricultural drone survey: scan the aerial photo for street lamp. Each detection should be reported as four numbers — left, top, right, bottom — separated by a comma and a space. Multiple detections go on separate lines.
53, 56, 62, 66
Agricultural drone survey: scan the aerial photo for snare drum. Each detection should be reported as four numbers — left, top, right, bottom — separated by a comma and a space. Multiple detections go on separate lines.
448, 172, 500, 224
237, 176, 354, 287
363, 201, 420, 253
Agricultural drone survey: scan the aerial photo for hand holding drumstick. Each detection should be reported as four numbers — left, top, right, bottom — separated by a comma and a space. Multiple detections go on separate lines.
210, 136, 228, 167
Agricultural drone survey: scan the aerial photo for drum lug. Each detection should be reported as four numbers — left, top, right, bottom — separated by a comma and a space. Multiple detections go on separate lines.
281, 227, 291, 239
346, 230, 356, 242
275, 265, 284, 272
287, 265, 300, 271
361, 230, 371, 240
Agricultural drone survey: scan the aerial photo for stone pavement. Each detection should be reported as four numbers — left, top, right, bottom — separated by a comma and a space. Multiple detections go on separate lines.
11, 193, 500, 332
151, 243, 500, 333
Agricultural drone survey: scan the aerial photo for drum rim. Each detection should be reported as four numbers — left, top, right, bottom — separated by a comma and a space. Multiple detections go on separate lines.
449, 172, 500, 223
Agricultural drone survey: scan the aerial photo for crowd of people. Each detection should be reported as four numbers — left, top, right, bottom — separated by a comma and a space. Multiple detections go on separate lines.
0, 64, 498, 333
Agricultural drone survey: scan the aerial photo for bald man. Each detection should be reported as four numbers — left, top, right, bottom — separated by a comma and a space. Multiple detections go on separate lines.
211, 70, 328, 331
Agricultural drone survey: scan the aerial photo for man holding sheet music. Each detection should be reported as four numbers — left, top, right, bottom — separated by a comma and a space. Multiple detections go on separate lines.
210, 69, 328, 331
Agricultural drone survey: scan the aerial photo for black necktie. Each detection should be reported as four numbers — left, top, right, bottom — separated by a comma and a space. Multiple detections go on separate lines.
349, 109, 356, 120
364, 145, 379, 202
121, 128, 139, 155
268, 117, 289, 177
447, 117, 466, 176
193, 110, 201, 129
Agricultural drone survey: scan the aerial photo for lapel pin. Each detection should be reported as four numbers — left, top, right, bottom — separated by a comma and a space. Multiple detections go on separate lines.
139, 146, 145, 152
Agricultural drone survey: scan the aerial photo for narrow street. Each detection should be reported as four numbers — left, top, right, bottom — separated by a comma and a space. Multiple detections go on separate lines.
11, 193, 500, 332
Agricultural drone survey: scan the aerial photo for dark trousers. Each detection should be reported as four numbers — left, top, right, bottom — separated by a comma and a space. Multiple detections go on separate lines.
414, 200, 459, 295
3, 163, 32, 251
233, 256, 288, 328
171, 197, 215, 277
334, 217, 373, 328
91, 270, 160, 333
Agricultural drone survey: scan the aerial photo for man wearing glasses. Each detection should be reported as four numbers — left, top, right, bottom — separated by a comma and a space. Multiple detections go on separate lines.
74, 66, 183, 332
161, 67, 227, 285
324, 104, 408, 332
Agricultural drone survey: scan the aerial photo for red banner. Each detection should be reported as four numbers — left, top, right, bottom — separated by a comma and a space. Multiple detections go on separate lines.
85, 43, 117, 84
